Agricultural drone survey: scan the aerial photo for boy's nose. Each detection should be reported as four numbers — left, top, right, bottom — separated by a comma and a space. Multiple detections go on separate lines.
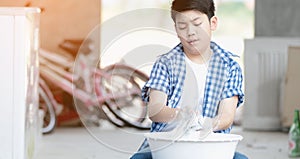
187, 25, 196, 37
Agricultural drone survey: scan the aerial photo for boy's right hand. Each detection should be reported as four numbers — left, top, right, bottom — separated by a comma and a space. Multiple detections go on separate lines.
171, 106, 197, 123
168, 106, 198, 138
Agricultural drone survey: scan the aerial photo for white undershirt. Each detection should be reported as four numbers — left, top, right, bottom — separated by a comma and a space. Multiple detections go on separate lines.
184, 54, 208, 114
162, 55, 209, 132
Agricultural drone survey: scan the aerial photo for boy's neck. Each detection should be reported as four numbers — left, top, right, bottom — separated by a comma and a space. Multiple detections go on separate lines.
184, 47, 213, 64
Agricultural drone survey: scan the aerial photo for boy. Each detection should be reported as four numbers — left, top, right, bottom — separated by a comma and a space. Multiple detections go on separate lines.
131, 0, 247, 158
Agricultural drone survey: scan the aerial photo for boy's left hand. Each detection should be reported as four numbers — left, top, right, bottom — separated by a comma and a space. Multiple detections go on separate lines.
198, 116, 220, 132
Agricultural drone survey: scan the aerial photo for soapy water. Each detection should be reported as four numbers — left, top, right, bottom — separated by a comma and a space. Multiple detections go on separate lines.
163, 115, 214, 142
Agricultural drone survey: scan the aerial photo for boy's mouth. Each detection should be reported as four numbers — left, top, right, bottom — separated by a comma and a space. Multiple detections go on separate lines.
187, 39, 199, 45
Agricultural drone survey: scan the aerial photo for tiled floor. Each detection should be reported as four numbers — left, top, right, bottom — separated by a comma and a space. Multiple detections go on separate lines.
35, 121, 292, 159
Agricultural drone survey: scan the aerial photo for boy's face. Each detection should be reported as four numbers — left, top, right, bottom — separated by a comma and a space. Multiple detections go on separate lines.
174, 10, 217, 55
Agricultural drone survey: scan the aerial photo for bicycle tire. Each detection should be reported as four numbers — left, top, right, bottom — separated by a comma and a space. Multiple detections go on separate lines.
101, 104, 127, 128
73, 97, 125, 128
39, 86, 56, 134
99, 64, 151, 129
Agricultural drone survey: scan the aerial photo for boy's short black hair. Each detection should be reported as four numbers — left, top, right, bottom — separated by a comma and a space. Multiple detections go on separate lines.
171, 0, 215, 22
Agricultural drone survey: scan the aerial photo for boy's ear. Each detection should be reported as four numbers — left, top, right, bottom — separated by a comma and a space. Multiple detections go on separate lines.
210, 16, 218, 31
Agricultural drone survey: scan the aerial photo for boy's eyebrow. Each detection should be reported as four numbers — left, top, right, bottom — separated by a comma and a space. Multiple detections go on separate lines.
191, 17, 201, 22
177, 17, 201, 24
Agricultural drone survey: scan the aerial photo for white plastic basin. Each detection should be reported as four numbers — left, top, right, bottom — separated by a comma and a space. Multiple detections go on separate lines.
144, 132, 243, 159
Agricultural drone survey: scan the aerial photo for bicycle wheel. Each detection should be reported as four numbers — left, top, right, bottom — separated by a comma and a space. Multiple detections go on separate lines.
39, 85, 56, 134
99, 64, 151, 129
101, 104, 127, 127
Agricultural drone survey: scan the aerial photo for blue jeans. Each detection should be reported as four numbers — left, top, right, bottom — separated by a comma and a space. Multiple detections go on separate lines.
130, 147, 152, 159
130, 149, 248, 159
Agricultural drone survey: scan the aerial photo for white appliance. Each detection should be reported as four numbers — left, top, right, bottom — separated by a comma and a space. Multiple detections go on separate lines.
0, 7, 40, 159
243, 37, 300, 130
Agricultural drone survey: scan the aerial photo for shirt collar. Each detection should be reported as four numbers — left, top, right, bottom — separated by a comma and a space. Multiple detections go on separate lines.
172, 41, 238, 62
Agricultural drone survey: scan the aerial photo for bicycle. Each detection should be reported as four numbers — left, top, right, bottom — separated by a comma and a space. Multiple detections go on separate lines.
38, 41, 151, 134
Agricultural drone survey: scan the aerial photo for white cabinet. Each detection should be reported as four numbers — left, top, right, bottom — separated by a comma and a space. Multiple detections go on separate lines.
0, 7, 40, 159
243, 37, 300, 130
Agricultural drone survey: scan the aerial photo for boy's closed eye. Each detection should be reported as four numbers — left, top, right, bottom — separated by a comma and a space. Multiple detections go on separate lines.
177, 22, 187, 30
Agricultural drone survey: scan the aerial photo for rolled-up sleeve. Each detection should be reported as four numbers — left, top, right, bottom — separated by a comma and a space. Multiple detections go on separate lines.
141, 57, 170, 102
220, 63, 244, 107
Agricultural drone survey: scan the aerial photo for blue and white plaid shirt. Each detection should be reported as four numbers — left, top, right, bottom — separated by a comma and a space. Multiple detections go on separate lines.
139, 41, 244, 150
